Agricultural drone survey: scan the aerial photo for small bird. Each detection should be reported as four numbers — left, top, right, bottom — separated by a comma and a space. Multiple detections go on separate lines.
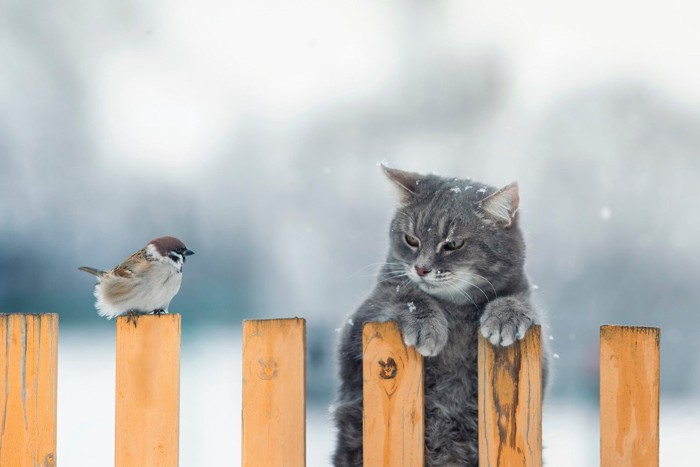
79, 236, 194, 319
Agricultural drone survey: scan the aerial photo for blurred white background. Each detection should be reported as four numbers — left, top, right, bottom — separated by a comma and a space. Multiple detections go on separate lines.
2, 0, 700, 464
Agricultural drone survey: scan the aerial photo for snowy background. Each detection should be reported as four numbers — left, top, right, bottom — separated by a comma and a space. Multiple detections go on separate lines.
2, 0, 700, 464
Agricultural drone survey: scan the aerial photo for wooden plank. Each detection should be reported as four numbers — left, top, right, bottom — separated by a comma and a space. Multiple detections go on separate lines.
242, 318, 306, 467
478, 325, 542, 467
0, 313, 58, 467
362, 321, 424, 467
115, 314, 181, 467
600, 325, 660, 467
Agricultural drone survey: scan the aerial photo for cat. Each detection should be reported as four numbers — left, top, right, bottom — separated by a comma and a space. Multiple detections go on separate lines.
333, 166, 549, 466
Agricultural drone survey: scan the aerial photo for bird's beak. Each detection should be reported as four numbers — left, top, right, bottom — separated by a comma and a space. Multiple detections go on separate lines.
184, 249, 195, 256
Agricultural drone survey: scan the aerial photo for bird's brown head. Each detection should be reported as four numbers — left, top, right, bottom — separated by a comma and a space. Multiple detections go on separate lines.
148, 236, 195, 265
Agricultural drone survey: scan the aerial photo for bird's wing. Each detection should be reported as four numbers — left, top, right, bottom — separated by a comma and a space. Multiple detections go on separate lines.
112, 248, 151, 278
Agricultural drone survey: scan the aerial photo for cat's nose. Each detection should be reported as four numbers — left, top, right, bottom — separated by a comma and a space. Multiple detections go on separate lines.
415, 266, 431, 277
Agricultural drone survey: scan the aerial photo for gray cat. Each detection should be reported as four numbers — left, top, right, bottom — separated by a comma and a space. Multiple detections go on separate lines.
333, 166, 549, 466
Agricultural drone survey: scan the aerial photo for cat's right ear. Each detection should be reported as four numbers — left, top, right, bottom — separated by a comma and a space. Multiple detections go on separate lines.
382, 165, 422, 204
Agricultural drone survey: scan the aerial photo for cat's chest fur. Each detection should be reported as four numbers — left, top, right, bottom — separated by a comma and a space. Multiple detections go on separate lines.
421, 303, 483, 466
423, 304, 480, 399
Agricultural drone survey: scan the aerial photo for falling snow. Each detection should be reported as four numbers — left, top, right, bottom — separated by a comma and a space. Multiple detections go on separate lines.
600, 207, 612, 221
407, 302, 416, 313
476, 187, 487, 194
553, 353, 560, 359
532, 284, 539, 290
464, 185, 473, 191
450, 187, 461, 193
347, 319, 354, 326
334, 327, 342, 333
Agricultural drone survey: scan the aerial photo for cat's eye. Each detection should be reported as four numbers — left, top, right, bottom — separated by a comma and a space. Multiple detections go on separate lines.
404, 234, 420, 248
444, 239, 465, 251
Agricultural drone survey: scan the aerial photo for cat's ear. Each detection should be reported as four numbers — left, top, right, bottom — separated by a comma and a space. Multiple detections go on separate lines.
381, 165, 422, 204
480, 182, 520, 227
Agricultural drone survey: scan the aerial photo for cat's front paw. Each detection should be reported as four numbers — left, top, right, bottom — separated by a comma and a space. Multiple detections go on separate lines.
400, 314, 449, 357
480, 299, 534, 347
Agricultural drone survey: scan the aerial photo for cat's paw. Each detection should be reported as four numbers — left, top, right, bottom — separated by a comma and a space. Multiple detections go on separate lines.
480, 299, 534, 347
400, 314, 449, 357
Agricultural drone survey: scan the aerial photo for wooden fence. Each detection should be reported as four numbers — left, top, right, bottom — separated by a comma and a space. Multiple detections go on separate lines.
0, 313, 660, 466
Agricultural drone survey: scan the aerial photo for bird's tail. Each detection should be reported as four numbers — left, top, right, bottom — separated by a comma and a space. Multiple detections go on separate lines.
78, 266, 106, 277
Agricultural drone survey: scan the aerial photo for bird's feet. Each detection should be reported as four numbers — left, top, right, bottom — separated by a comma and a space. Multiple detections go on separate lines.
152, 309, 167, 316
125, 310, 144, 328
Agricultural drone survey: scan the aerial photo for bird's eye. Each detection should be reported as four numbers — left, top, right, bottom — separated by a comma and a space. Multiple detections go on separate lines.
175, 247, 184, 254
444, 239, 465, 251
404, 234, 420, 248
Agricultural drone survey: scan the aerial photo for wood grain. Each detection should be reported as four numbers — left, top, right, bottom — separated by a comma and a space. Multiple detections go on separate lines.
0, 313, 58, 467
362, 321, 424, 467
600, 325, 660, 467
115, 314, 181, 467
242, 318, 306, 467
478, 325, 542, 467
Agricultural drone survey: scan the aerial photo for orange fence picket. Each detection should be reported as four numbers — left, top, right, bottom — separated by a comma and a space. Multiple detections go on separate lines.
115, 314, 181, 467
478, 325, 542, 467
600, 325, 660, 467
362, 321, 424, 467
0, 313, 58, 467
242, 318, 306, 467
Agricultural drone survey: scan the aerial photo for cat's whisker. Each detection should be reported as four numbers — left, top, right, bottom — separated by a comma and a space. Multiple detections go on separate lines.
452, 277, 490, 303
376, 267, 410, 277
445, 282, 459, 303
375, 272, 409, 285
444, 282, 468, 307
447, 282, 480, 310
468, 273, 498, 297
356, 267, 405, 279
348, 261, 405, 278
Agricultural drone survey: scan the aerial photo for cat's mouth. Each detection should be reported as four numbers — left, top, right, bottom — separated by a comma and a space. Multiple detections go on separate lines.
408, 268, 486, 305
410, 269, 455, 290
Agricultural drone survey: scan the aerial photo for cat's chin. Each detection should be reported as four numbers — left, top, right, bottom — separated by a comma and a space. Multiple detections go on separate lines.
415, 281, 474, 305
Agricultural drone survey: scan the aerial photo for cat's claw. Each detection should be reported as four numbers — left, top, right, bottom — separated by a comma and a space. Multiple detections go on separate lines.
401, 315, 449, 357
480, 299, 534, 347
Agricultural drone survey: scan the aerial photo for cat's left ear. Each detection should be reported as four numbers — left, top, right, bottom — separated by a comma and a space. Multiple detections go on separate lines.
381, 165, 422, 204
480, 182, 520, 227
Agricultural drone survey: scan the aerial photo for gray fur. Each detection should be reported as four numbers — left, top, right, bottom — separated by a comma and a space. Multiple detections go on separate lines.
333, 168, 550, 466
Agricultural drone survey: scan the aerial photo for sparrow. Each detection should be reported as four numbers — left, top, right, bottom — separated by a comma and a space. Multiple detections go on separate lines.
79, 236, 194, 319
